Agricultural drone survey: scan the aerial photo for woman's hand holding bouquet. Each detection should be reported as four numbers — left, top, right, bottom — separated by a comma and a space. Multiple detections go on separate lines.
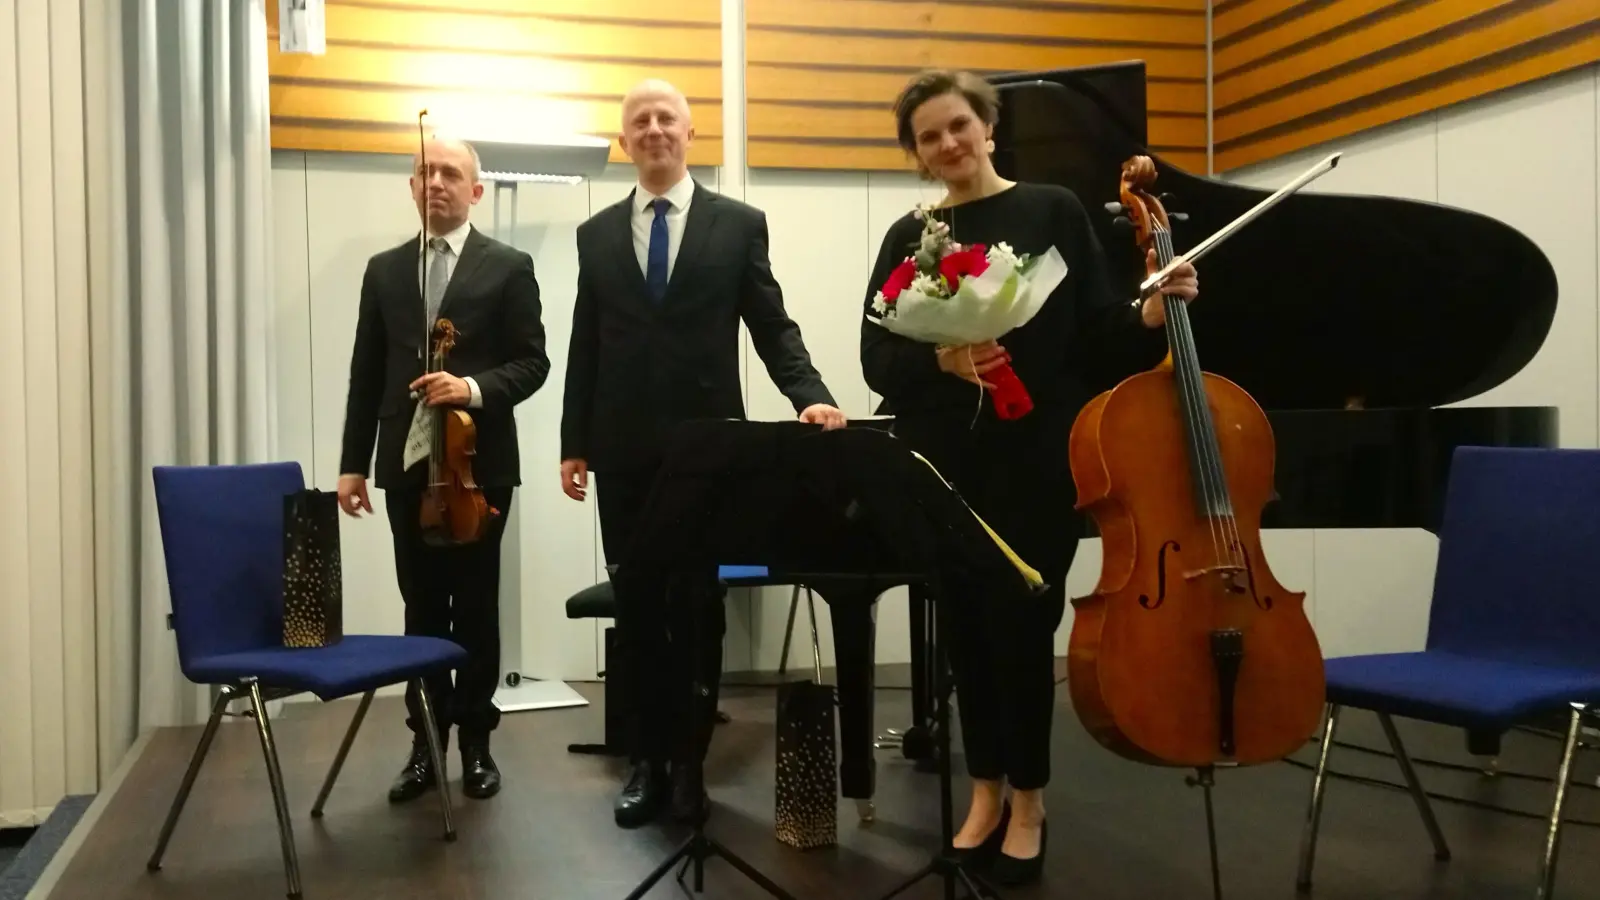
867, 206, 1067, 420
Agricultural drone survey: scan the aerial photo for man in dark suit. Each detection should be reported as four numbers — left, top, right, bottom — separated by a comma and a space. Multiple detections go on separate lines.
338, 136, 549, 803
560, 80, 847, 827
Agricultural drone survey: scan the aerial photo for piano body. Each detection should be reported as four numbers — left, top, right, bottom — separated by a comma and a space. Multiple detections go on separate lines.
985, 61, 1561, 533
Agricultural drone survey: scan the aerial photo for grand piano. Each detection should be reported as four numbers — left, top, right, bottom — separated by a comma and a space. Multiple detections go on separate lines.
856, 61, 1561, 782
986, 61, 1560, 532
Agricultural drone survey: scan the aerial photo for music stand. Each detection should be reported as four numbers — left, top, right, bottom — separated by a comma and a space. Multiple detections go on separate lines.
611, 419, 1042, 900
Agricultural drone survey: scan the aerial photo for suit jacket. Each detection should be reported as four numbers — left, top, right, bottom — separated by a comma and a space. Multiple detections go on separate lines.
340, 225, 550, 490
560, 181, 836, 473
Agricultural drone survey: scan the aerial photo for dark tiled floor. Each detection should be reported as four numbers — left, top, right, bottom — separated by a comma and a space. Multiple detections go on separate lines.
37, 678, 1600, 899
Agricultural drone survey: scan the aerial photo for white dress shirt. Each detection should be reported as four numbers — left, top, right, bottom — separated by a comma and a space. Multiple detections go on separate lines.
631, 173, 694, 282
416, 219, 482, 409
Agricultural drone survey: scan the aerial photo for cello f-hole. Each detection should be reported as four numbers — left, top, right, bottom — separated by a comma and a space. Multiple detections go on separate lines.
1138, 539, 1181, 610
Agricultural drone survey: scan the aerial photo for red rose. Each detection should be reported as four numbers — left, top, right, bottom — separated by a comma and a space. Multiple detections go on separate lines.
880, 258, 916, 302
939, 244, 989, 288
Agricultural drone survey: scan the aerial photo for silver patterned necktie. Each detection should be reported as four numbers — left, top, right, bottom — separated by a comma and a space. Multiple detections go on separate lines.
424, 236, 451, 325
406, 236, 454, 473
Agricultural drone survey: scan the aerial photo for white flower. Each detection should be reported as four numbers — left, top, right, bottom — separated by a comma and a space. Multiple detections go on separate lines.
871, 291, 890, 316
909, 272, 943, 298
919, 229, 944, 254
986, 241, 1021, 270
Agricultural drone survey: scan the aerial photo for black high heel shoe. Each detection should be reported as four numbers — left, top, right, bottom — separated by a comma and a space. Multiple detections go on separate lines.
991, 816, 1047, 886
951, 800, 1010, 869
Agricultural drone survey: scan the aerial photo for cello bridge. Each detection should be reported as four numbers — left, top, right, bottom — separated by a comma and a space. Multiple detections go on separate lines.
1183, 565, 1248, 593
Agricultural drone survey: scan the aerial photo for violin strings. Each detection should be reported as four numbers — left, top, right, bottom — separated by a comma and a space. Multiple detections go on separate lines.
1153, 224, 1226, 570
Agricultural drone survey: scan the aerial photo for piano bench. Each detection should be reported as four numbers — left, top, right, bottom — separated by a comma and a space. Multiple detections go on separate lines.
565, 580, 616, 625
565, 580, 626, 757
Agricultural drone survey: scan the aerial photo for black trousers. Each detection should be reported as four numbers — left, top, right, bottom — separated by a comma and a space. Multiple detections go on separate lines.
596, 468, 726, 765
384, 484, 515, 746
896, 404, 1078, 790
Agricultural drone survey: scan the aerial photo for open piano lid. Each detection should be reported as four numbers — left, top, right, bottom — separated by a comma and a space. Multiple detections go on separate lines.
985, 61, 1559, 411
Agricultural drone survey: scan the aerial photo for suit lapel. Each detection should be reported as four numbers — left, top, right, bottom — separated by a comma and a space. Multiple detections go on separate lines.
437, 226, 488, 320
401, 237, 428, 348
610, 196, 652, 307
666, 185, 718, 301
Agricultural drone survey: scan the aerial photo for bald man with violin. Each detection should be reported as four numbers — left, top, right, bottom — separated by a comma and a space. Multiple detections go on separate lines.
337, 136, 550, 804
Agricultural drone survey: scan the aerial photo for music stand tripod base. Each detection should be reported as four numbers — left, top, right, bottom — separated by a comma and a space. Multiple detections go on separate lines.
616, 563, 799, 900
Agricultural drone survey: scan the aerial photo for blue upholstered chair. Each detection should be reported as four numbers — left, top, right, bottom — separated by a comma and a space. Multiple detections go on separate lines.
1296, 447, 1600, 899
146, 462, 466, 900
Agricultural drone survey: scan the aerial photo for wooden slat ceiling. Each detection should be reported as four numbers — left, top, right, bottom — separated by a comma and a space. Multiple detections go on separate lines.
1211, 0, 1600, 171
265, 0, 724, 167
744, 0, 1211, 173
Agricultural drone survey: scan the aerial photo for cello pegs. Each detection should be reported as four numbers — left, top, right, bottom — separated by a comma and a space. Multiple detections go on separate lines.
1112, 216, 1133, 231
1104, 201, 1125, 215
1170, 212, 1190, 222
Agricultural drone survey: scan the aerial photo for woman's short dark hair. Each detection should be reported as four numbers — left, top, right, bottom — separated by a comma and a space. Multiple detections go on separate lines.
892, 69, 1001, 152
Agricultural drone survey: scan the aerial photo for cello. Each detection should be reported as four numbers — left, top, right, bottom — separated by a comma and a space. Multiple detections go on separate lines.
1066, 155, 1326, 889
415, 110, 497, 547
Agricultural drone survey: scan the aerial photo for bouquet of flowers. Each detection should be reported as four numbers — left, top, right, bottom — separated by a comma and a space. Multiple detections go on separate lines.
868, 204, 1067, 419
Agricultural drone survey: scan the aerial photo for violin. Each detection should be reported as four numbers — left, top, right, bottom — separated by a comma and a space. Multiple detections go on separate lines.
1066, 155, 1325, 771
418, 318, 497, 546
415, 108, 496, 546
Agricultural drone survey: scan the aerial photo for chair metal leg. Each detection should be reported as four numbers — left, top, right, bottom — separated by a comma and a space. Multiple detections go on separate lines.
249, 680, 304, 899
1295, 703, 1339, 892
415, 678, 457, 842
1377, 711, 1451, 862
777, 584, 800, 679
804, 587, 822, 679
147, 687, 233, 872
1536, 706, 1584, 899
311, 690, 374, 818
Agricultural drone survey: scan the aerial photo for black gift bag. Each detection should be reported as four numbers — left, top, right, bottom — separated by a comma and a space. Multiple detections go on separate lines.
774, 588, 837, 850
281, 489, 343, 648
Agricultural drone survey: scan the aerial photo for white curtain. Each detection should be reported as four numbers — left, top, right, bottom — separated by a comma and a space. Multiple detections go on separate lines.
0, 0, 99, 826
88, 0, 278, 770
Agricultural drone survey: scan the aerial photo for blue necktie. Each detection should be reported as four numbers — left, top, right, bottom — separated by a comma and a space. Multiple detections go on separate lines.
646, 197, 670, 302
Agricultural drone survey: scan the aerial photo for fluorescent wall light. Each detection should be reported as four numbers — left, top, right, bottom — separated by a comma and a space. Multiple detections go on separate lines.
471, 136, 610, 183
479, 171, 585, 185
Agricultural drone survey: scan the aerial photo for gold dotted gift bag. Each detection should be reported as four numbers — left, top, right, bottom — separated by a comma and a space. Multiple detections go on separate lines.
281, 489, 344, 648
774, 584, 837, 850
774, 677, 838, 850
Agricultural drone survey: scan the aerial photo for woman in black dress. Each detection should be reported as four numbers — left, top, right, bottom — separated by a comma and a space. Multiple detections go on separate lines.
861, 70, 1199, 884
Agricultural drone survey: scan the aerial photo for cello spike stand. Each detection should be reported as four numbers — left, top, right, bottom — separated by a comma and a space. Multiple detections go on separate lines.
1185, 763, 1233, 900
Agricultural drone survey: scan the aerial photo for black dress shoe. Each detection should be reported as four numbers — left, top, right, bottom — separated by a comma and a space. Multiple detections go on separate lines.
614, 760, 670, 828
388, 742, 439, 804
461, 744, 501, 799
990, 817, 1047, 886
669, 762, 708, 824
951, 801, 1009, 868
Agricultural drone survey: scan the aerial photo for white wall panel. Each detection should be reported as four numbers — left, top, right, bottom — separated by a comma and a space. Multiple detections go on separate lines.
1223, 65, 1600, 659
1437, 72, 1599, 449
